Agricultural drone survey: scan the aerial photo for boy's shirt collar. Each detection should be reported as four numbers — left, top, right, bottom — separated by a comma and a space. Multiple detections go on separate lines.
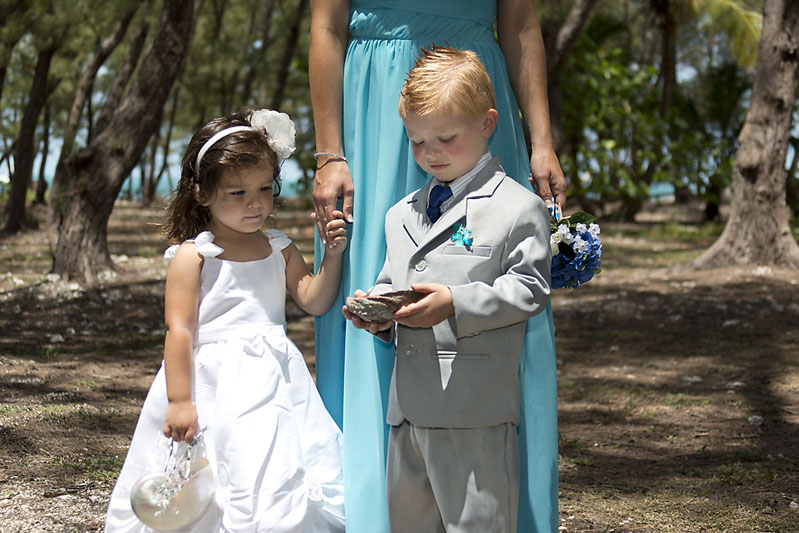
430, 151, 492, 211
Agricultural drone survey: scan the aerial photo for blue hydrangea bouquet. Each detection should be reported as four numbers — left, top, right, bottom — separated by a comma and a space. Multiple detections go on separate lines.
549, 207, 602, 289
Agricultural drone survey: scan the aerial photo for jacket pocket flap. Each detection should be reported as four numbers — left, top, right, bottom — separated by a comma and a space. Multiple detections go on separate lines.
442, 244, 492, 257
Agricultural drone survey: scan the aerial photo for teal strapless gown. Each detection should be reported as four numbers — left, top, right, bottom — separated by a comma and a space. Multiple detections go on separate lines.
313, 2, 558, 531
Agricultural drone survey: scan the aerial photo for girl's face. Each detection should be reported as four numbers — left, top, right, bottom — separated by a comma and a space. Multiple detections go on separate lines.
199, 161, 276, 236
403, 107, 497, 183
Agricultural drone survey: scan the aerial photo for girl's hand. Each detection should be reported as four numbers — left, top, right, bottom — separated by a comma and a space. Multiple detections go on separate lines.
393, 283, 454, 328
163, 400, 198, 443
342, 289, 393, 334
311, 209, 348, 255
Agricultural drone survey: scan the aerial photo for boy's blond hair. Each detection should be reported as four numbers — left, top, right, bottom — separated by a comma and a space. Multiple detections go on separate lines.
398, 45, 496, 119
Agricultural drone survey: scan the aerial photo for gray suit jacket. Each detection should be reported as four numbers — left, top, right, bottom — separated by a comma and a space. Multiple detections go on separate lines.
371, 157, 551, 428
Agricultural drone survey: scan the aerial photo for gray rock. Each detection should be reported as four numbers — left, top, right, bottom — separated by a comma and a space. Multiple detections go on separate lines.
345, 290, 425, 322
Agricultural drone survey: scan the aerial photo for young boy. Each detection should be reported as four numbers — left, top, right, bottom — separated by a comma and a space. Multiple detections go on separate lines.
343, 45, 551, 533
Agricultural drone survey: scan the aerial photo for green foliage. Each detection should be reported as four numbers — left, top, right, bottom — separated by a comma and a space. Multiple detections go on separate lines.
550, 210, 597, 234
560, 45, 669, 206
690, 0, 763, 68
555, 3, 756, 217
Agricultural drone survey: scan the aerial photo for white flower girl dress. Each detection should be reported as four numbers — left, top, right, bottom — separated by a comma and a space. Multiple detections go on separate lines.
105, 230, 345, 532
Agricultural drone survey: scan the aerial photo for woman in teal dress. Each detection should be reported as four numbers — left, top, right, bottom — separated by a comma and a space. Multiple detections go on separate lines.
309, 1, 566, 531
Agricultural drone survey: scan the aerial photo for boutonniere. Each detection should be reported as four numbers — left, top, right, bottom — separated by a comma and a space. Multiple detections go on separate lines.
450, 222, 473, 246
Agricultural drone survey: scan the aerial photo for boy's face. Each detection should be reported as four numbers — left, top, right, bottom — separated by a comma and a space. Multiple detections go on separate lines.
403, 107, 497, 183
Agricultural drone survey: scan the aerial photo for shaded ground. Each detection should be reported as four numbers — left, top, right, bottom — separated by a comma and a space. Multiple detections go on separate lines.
0, 200, 797, 532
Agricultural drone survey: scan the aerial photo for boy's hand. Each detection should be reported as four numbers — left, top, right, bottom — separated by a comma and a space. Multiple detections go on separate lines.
393, 283, 454, 328
310, 209, 348, 255
342, 289, 393, 334
163, 400, 198, 443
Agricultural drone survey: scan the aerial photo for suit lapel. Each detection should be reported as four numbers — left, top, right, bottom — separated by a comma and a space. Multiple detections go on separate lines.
401, 182, 431, 247
411, 157, 506, 253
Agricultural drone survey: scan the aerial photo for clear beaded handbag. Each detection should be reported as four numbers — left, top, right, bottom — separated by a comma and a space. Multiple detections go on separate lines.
129, 428, 215, 531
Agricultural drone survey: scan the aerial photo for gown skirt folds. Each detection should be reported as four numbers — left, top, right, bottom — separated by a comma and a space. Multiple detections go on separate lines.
313, 2, 558, 532
106, 231, 345, 532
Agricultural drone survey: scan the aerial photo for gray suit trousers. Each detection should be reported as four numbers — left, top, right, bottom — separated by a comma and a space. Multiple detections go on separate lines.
386, 421, 519, 532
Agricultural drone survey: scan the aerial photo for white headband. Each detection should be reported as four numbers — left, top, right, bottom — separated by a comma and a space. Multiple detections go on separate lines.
195, 126, 252, 174
194, 109, 297, 178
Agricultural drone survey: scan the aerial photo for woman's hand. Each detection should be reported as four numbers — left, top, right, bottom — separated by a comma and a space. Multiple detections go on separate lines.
530, 147, 567, 210
163, 400, 198, 443
312, 160, 354, 245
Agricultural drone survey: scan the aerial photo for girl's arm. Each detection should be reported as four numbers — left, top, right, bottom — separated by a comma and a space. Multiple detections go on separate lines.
285, 214, 347, 316
497, 0, 567, 208
162, 243, 201, 443
309, 0, 354, 242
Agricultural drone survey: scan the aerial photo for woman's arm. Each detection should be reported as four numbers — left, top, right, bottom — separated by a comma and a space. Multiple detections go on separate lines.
162, 243, 201, 442
309, 0, 354, 243
285, 213, 348, 316
497, 0, 567, 208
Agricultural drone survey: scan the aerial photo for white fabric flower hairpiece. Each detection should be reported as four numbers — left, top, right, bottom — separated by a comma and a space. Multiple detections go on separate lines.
248, 109, 296, 164
195, 108, 297, 177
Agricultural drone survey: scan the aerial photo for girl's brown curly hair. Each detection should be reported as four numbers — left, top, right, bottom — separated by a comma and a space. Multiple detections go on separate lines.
163, 108, 282, 244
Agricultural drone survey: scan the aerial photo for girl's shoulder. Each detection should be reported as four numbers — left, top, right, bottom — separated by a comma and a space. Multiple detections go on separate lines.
164, 231, 224, 262
265, 229, 292, 251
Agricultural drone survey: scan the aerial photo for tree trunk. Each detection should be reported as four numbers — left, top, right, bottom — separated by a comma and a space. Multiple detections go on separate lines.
2, 46, 56, 233
93, 21, 151, 141
48, 7, 138, 223
241, 0, 276, 104
0, 37, 19, 107
34, 105, 51, 205
786, 137, 799, 216
694, 0, 799, 269
0, 2, 28, 105
145, 87, 180, 206
52, 0, 195, 283
651, 0, 677, 118
545, 0, 598, 152
270, 0, 309, 110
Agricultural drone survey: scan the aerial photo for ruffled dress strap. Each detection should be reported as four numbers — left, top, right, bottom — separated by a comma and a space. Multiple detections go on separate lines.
164, 231, 224, 261
265, 229, 292, 251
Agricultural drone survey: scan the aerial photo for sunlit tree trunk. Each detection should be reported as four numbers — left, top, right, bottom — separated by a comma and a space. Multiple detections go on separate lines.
52, 0, 195, 283
694, 0, 799, 269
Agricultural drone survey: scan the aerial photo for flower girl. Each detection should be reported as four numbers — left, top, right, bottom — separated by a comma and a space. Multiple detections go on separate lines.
105, 108, 347, 532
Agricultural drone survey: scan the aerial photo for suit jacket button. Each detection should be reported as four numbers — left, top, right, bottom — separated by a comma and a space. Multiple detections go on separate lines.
414, 260, 427, 272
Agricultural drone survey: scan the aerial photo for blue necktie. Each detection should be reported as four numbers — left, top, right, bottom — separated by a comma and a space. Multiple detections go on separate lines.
427, 184, 452, 223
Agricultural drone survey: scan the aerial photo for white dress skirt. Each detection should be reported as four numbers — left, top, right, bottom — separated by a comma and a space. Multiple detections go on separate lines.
105, 230, 345, 532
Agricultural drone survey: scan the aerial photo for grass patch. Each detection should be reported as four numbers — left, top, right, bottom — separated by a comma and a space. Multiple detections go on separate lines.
87, 333, 163, 356
47, 454, 124, 481
716, 462, 777, 485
